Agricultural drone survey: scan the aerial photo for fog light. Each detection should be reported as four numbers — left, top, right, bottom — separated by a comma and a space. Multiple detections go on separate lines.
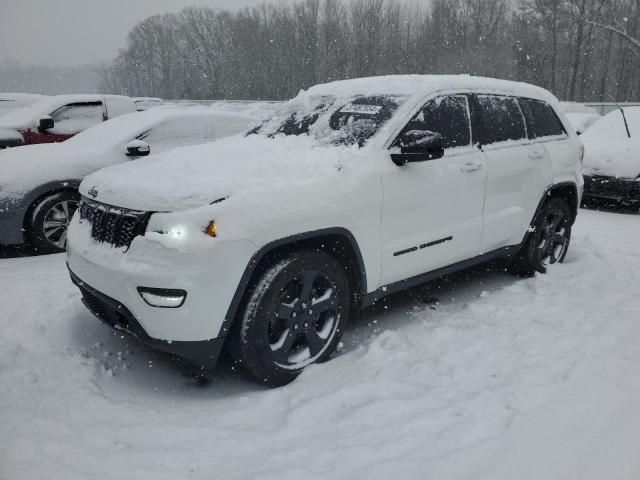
137, 287, 187, 308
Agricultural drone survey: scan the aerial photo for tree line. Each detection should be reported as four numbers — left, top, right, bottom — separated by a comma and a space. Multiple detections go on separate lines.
98, 0, 640, 102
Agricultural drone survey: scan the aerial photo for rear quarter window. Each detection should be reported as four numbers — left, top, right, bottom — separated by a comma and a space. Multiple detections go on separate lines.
519, 98, 566, 139
477, 95, 527, 145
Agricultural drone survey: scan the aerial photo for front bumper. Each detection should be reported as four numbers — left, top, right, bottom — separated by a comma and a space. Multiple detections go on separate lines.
583, 175, 640, 203
67, 218, 257, 345
70, 268, 225, 368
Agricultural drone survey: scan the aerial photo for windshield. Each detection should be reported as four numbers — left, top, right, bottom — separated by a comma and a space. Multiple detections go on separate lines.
254, 94, 408, 146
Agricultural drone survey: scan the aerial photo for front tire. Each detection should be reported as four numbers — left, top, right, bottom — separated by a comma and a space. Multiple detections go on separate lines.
229, 250, 351, 386
508, 197, 573, 277
26, 191, 79, 254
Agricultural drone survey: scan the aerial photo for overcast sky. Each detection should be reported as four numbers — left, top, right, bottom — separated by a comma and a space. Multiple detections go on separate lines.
0, 0, 271, 66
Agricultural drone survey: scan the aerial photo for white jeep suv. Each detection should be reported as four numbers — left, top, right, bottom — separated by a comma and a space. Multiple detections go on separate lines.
67, 75, 583, 386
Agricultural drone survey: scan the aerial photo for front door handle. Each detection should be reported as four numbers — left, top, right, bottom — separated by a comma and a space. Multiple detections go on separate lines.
529, 149, 546, 160
461, 161, 484, 173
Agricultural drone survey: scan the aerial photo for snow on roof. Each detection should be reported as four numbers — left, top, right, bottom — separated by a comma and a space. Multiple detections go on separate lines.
303, 75, 558, 104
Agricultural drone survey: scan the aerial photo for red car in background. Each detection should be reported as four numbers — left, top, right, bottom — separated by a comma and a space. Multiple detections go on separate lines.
0, 94, 136, 148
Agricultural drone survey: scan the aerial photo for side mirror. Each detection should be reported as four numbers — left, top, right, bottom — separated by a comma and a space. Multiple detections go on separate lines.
126, 139, 151, 157
38, 115, 54, 131
391, 130, 445, 166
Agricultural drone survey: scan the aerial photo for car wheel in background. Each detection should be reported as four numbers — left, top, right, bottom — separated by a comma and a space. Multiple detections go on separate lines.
229, 250, 351, 386
508, 197, 573, 277
27, 191, 79, 254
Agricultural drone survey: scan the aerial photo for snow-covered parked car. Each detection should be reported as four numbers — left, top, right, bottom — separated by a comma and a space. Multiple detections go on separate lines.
0, 106, 255, 253
67, 75, 583, 386
0, 94, 135, 148
565, 112, 601, 135
0, 93, 47, 117
133, 97, 163, 111
582, 106, 640, 206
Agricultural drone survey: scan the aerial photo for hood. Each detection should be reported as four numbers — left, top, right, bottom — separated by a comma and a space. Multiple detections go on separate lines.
582, 141, 640, 179
0, 143, 113, 199
80, 134, 375, 212
581, 108, 640, 179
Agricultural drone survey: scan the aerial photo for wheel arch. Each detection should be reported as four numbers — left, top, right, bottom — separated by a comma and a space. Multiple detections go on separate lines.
22, 180, 82, 234
221, 227, 367, 337
522, 181, 579, 246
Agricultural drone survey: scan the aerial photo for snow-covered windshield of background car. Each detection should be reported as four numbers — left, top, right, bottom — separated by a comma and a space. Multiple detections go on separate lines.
254, 94, 409, 146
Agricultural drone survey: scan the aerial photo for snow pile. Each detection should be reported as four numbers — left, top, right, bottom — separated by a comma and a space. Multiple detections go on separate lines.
581, 106, 640, 178
3, 209, 640, 479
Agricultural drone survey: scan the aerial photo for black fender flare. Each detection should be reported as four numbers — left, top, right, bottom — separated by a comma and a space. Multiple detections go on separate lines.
219, 227, 367, 337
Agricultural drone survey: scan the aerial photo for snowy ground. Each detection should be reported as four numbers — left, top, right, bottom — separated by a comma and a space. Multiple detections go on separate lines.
2, 207, 640, 480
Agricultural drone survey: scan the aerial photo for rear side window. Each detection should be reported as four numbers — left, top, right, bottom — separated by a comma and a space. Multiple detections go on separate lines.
477, 95, 526, 145
398, 95, 471, 150
519, 98, 566, 139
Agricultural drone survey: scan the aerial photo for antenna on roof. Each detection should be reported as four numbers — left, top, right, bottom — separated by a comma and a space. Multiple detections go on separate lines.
608, 95, 631, 138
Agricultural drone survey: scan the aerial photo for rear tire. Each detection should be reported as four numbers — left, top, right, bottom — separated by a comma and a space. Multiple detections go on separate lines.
26, 191, 79, 254
228, 250, 351, 386
508, 197, 573, 277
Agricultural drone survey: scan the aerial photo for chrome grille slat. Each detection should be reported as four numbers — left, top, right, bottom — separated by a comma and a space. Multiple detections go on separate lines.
78, 197, 148, 249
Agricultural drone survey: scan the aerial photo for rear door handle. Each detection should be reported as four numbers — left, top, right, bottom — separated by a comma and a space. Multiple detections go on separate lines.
461, 161, 484, 173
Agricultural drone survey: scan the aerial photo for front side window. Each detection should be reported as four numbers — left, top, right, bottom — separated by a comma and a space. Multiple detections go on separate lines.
397, 95, 471, 150
254, 94, 408, 147
477, 95, 526, 145
519, 98, 566, 139
50, 102, 104, 134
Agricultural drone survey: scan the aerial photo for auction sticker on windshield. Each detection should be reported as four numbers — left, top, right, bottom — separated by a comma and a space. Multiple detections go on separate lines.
339, 104, 382, 115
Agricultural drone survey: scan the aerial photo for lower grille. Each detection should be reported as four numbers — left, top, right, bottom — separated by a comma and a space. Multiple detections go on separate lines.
78, 197, 149, 249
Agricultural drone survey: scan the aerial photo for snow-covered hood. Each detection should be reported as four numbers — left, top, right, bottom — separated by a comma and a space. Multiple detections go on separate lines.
581, 108, 640, 179
0, 142, 115, 199
80, 134, 380, 212
582, 139, 640, 179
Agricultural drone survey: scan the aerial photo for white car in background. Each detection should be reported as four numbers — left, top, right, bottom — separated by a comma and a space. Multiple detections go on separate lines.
67, 75, 583, 386
582, 106, 640, 206
0, 106, 255, 253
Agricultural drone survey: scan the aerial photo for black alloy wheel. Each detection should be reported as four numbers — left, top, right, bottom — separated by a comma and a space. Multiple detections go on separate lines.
508, 197, 573, 276
28, 191, 79, 254
229, 250, 351, 386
